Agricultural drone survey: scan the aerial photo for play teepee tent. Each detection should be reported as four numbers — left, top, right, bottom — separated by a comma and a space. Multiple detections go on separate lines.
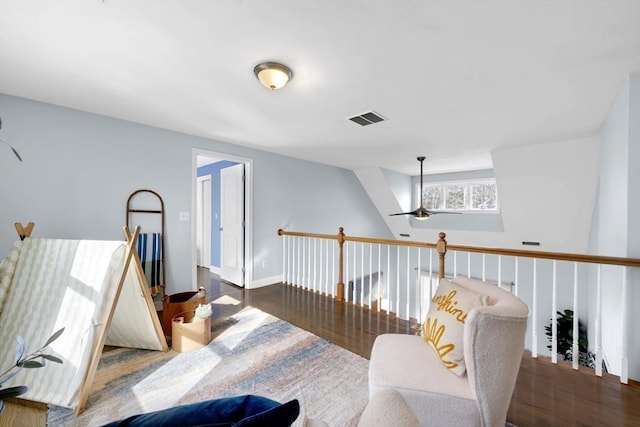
0, 225, 168, 415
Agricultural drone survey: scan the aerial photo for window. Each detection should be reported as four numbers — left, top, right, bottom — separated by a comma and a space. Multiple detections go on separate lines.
418, 178, 499, 212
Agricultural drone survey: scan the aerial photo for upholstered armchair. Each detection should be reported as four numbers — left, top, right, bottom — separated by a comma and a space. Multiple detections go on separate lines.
367, 277, 528, 427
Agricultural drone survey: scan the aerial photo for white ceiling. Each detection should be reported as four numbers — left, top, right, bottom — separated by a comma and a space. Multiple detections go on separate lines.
1, 1, 638, 175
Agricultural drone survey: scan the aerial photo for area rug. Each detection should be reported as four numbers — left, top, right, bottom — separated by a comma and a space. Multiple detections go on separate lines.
47, 306, 369, 426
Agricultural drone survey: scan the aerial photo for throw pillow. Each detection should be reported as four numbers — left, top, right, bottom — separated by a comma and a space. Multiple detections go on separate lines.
101, 394, 300, 427
422, 279, 487, 376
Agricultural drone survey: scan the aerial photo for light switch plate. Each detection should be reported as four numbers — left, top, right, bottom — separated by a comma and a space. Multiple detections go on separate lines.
179, 211, 190, 221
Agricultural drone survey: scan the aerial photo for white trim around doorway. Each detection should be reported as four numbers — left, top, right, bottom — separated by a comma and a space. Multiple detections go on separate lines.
192, 148, 253, 290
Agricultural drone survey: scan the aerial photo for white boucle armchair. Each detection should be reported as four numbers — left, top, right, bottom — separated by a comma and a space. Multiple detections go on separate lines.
366, 277, 528, 427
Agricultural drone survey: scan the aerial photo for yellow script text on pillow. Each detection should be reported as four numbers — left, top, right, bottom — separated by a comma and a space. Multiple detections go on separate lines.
422, 279, 487, 376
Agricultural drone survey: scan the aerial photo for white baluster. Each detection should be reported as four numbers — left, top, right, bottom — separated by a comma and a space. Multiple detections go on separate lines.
331, 240, 336, 297
293, 236, 301, 286
621, 266, 628, 384
386, 245, 391, 313
429, 248, 433, 298
417, 247, 422, 324
406, 246, 411, 320
595, 264, 602, 377
287, 235, 292, 284
361, 241, 365, 305
453, 250, 457, 277
319, 239, 323, 293
532, 258, 538, 358
551, 260, 557, 364
396, 246, 400, 315
572, 263, 579, 370
369, 243, 373, 308
345, 243, 349, 302
514, 257, 519, 297
282, 234, 286, 284
308, 238, 312, 289
377, 244, 382, 312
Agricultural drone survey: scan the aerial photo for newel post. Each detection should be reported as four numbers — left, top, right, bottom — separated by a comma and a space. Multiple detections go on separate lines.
336, 227, 345, 302
437, 232, 447, 280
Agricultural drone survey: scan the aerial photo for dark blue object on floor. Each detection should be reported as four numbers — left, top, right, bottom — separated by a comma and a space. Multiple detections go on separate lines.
101, 394, 300, 427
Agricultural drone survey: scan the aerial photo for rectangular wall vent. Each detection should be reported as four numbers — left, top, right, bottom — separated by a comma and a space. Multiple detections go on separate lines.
348, 110, 387, 126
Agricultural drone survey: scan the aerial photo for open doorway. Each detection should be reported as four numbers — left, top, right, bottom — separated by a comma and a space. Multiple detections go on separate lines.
192, 149, 253, 289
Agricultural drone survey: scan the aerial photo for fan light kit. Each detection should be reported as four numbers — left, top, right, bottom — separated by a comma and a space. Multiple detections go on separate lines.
389, 156, 461, 220
253, 62, 292, 90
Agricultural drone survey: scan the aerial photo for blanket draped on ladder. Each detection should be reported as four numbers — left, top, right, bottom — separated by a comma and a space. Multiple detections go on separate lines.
137, 232, 162, 294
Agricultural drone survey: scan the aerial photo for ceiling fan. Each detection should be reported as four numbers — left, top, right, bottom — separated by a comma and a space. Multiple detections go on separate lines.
389, 156, 461, 220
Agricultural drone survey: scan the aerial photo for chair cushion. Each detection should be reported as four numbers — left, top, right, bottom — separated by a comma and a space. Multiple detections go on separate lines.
369, 334, 479, 426
422, 279, 487, 375
369, 334, 475, 399
358, 389, 420, 427
101, 395, 300, 427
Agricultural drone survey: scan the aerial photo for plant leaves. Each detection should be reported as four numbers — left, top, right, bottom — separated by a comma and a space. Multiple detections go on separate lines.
0, 386, 28, 400
21, 361, 44, 369
0, 368, 22, 387
44, 327, 65, 348
10, 146, 22, 162
41, 354, 63, 364
14, 336, 26, 364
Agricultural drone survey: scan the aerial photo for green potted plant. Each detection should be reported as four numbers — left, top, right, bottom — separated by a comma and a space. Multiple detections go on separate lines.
0, 327, 64, 413
545, 309, 588, 362
545, 310, 607, 371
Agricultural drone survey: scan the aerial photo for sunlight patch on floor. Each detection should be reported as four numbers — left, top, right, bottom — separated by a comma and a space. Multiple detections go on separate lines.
211, 295, 242, 306
213, 306, 269, 351
131, 350, 222, 412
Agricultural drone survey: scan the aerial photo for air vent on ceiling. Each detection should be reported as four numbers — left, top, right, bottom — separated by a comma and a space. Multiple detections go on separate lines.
348, 110, 387, 126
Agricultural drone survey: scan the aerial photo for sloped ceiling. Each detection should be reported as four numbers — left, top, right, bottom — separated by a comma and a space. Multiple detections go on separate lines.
0, 1, 638, 174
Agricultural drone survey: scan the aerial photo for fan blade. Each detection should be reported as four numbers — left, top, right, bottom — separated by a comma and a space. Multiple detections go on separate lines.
389, 211, 418, 216
428, 211, 462, 215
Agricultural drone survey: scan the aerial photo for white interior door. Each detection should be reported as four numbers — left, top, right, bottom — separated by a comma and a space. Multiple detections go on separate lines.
196, 179, 204, 266
197, 176, 212, 269
220, 163, 245, 286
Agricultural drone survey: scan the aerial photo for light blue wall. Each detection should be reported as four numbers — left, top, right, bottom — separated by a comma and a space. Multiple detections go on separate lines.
197, 160, 238, 268
0, 93, 393, 292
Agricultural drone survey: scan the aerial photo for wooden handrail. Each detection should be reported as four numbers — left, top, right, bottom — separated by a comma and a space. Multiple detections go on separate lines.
279, 227, 640, 383
277, 228, 640, 268
278, 228, 438, 249
443, 242, 640, 268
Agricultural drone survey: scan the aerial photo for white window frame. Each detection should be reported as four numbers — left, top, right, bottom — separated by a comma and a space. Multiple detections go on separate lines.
416, 178, 500, 213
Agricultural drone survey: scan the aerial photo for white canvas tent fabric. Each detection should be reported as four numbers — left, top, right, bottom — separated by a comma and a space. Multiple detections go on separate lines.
0, 232, 167, 414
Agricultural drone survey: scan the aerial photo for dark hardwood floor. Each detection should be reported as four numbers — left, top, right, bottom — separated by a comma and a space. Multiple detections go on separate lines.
6, 269, 635, 426
201, 269, 640, 427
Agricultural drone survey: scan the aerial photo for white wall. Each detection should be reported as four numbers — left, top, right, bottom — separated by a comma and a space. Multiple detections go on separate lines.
357, 135, 602, 361
0, 94, 393, 293
591, 72, 640, 379
358, 136, 601, 254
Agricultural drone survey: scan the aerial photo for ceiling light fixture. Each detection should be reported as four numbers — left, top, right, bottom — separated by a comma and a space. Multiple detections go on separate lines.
253, 62, 292, 90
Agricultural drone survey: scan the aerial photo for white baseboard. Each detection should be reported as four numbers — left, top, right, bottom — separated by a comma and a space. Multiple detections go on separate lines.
248, 275, 282, 289
209, 265, 220, 275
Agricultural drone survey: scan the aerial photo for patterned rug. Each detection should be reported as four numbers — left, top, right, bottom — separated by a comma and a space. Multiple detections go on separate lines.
47, 306, 369, 426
